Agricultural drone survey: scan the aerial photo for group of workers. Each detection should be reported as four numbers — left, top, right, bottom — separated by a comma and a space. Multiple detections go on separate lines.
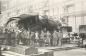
17, 30, 63, 47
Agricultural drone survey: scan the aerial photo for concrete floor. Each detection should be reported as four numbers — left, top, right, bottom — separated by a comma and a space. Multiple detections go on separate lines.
2, 51, 26, 56
3, 48, 86, 56
54, 48, 86, 56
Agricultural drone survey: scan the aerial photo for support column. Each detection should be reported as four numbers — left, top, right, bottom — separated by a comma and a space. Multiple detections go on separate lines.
81, 16, 84, 25
75, 16, 76, 32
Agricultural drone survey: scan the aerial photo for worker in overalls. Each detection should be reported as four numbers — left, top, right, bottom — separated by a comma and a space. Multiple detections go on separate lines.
35, 31, 39, 46
53, 30, 59, 46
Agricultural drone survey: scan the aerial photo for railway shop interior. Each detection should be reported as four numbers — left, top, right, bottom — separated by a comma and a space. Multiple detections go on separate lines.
0, 0, 86, 56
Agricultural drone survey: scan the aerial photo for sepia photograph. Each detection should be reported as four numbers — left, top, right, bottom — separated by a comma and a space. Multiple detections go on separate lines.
0, 0, 86, 56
